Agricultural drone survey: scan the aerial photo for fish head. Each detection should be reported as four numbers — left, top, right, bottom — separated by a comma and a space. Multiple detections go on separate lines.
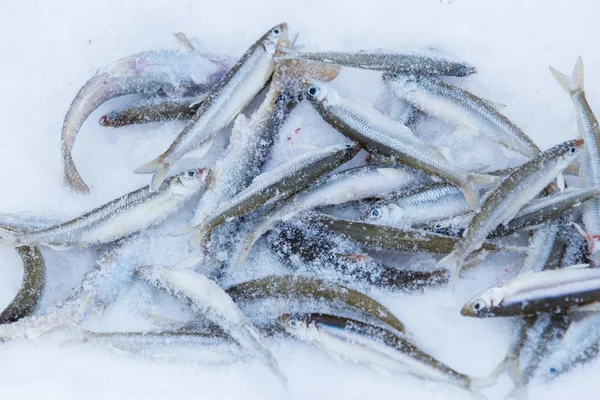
171, 168, 212, 195
263, 23, 290, 55
381, 72, 417, 91
304, 80, 341, 106
460, 287, 505, 317
586, 234, 600, 263
278, 313, 313, 338
558, 139, 584, 166
363, 203, 391, 221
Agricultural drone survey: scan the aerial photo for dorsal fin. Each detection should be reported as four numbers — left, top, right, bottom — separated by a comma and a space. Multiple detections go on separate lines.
173, 32, 196, 52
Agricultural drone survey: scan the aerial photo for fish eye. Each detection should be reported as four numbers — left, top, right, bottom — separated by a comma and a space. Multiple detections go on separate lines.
307, 86, 319, 98
187, 170, 195, 177
289, 320, 298, 328
370, 209, 380, 218
272, 28, 280, 36
569, 145, 577, 154
473, 300, 485, 312
549, 367, 558, 375
435, 224, 442, 229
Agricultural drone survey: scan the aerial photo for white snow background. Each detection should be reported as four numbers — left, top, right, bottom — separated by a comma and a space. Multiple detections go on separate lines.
0, 0, 599, 399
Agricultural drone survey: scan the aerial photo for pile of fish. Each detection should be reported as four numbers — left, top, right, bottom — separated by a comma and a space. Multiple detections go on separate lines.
2, 22, 600, 399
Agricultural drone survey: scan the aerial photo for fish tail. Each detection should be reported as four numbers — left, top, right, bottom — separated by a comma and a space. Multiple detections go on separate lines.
467, 376, 496, 400
134, 155, 171, 192
549, 56, 584, 95
234, 237, 254, 268
0, 226, 19, 246
458, 181, 481, 210
63, 154, 90, 194
436, 251, 463, 283
134, 154, 166, 174
188, 227, 208, 251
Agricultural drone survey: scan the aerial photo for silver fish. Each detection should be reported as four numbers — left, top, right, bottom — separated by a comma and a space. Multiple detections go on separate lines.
296, 51, 476, 76
99, 96, 202, 127
236, 166, 418, 265
305, 81, 491, 209
437, 139, 583, 280
189, 143, 359, 249
0, 168, 210, 249
137, 265, 288, 392
0, 246, 45, 324
383, 73, 540, 157
280, 313, 493, 399
461, 264, 600, 318
135, 24, 291, 192
550, 57, 600, 261
62, 35, 230, 194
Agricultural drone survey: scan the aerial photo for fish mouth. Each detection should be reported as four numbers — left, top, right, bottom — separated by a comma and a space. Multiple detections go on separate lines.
277, 313, 291, 327
199, 168, 213, 183
574, 139, 585, 148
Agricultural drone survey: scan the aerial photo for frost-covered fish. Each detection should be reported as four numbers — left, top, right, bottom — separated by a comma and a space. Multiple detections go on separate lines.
437, 139, 583, 280
137, 266, 288, 391
383, 73, 540, 157
280, 313, 493, 398
305, 81, 489, 209
269, 223, 449, 290
237, 166, 418, 265
62, 34, 230, 194
189, 144, 359, 249
461, 264, 600, 318
99, 96, 202, 127
226, 275, 406, 335
365, 182, 490, 227
0, 246, 45, 324
297, 51, 476, 76
312, 213, 503, 254
550, 57, 600, 261
135, 24, 291, 192
0, 168, 210, 249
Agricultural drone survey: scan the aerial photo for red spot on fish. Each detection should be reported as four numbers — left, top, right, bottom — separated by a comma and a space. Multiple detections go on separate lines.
505, 269, 509, 273
287, 136, 292, 141
294, 128, 301, 134
365, 154, 373, 164
575, 139, 584, 147
88, 39, 92, 44
99, 115, 109, 126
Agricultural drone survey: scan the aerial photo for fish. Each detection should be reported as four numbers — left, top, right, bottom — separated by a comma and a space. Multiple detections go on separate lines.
0, 246, 45, 324
62, 34, 231, 194
0, 168, 211, 249
437, 139, 583, 280
99, 96, 202, 127
296, 51, 476, 76
311, 213, 504, 254
382, 73, 540, 157
365, 182, 490, 227
137, 265, 288, 392
226, 275, 406, 335
236, 166, 419, 265
305, 80, 492, 209
135, 24, 291, 192
550, 57, 600, 262
461, 264, 600, 318
189, 143, 359, 249
279, 313, 493, 399
269, 223, 449, 290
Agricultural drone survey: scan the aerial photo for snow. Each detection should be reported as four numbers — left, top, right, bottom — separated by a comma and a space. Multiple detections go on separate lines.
1, 0, 599, 399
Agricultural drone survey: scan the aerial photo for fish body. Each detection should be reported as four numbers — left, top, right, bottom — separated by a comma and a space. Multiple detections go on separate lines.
437, 139, 583, 279
99, 96, 201, 127
237, 166, 418, 264
136, 24, 291, 191
280, 313, 491, 397
383, 73, 539, 157
62, 48, 230, 193
305, 81, 483, 209
137, 266, 288, 391
550, 57, 600, 261
190, 144, 359, 249
0, 246, 45, 324
297, 51, 475, 76
461, 265, 600, 317
0, 169, 210, 248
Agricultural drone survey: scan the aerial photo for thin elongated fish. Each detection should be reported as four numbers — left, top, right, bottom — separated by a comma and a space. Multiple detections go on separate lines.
550, 57, 600, 261
189, 144, 359, 249
305, 81, 490, 209
99, 96, 202, 127
461, 264, 600, 318
236, 166, 418, 265
365, 182, 490, 227
383, 73, 540, 157
280, 313, 493, 399
269, 223, 449, 290
0, 246, 45, 324
312, 213, 503, 254
62, 35, 231, 194
226, 275, 406, 335
137, 266, 288, 391
136, 24, 291, 192
296, 51, 476, 76
437, 139, 583, 280
0, 168, 211, 249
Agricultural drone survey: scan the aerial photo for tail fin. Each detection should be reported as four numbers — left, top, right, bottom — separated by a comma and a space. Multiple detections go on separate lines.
235, 222, 275, 267
134, 155, 170, 192
0, 226, 19, 246
467, 376, 496, 400
437, 251, 463, 283
188, 227, 210, 252
549, 56, 584, 95
63, 155, 90, 194
234, 235, 255, 268
459, 181, 481, 210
